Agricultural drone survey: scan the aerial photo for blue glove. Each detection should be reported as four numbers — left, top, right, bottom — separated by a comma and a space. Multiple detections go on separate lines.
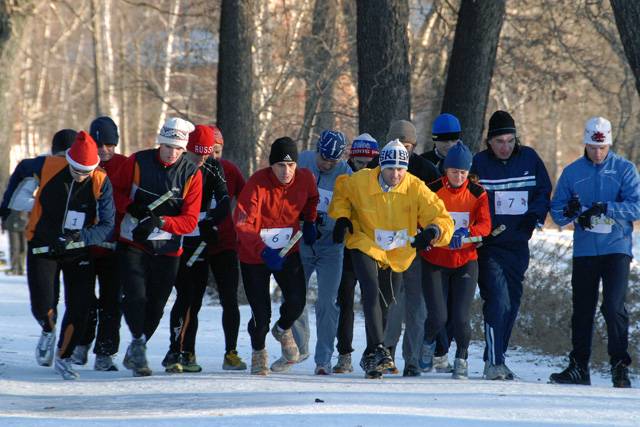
261, 247, 285, 271
448, 227, 469, 249
302, 221, 317, 245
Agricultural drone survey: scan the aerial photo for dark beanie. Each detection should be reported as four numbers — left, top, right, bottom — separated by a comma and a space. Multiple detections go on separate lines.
269, 137, 298, 165
51, 129, 78, 154
443, 141, 472, 171
386, 119, 417, 145
487, 110, 516, 139
90, 116, 119, 146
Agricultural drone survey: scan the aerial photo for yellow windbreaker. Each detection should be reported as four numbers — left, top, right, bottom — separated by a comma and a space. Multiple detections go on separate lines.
328, 166, 453, 272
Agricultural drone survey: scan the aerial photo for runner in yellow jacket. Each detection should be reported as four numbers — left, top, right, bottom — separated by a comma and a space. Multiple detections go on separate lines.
328, 139, 453, 378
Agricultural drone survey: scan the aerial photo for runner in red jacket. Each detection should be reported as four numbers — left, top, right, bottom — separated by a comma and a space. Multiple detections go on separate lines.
234, 137, 319, 375
420, 141, 491, 379
110, 117, 202, 377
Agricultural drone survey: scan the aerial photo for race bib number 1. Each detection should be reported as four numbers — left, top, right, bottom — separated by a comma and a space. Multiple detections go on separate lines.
64, 210, 86, 230
260, 227, 293, 249
495, 191, 528, 215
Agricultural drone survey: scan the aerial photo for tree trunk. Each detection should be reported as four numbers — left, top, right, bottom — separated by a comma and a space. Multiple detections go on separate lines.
217, 0, 257, 174
610, 0, 640, 98
90, 0, 105, 116
440, 0, 506, 152
156, 0, 181, 131
298, 0, 338, 150
0, 1, 30, 188
356, 0, 411, 143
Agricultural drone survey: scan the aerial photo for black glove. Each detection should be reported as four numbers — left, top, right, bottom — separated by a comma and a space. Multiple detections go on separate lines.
411, 227, 437, 250
302, 221, 317, 245
517, 213, 538, 235
563, 195, 581, 218
0, 207, 10, 222
332, 217, 353, 244
577, 203, 607, 230
198, 218, 219, 245
50, 230, 82, 256
132, 213, 162, 242
127, 202, 151, 220
207, 197, 230, 225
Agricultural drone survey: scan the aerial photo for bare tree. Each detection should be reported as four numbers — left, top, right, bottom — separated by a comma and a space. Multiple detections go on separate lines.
441, 0, 506, 152
609, 0, 640, 98
217, 0, 257, 173
356, 0, 411, 142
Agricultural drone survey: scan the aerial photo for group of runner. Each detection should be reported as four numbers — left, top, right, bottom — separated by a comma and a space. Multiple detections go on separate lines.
1, 110, 637, 388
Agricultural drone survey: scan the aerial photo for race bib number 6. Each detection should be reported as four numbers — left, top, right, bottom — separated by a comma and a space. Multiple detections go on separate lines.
495, 191, 528, 215
260, 227, 293, 249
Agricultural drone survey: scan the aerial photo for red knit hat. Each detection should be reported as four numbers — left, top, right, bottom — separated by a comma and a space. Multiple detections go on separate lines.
208, 125, 224, 146
66, 131, 100, 172
187, 125, 215, 155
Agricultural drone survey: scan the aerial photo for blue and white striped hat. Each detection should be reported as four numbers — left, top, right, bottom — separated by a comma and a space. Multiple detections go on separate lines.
379, 139, 409, 170
317, 130, 347, 160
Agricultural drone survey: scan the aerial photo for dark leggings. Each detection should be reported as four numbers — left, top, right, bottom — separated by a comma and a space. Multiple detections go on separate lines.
169, 249, 241, 354
350, 250, 401, 353
27, 245, 94, 358
336, 249, 358, 355
80, 253, 122, 356
241, 253, 306, 351
119, 244, 180, 341
421, 259, 478, 360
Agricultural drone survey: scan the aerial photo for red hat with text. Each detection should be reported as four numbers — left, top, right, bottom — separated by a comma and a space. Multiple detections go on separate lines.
187, 125, 215, 155
66, 131, 100, 172
208, 125, 224, 146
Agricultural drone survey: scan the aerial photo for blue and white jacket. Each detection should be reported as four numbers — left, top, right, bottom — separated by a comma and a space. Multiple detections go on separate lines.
470, 145, 552, 246
550, 151, 640, 257
298, 150, 352, 246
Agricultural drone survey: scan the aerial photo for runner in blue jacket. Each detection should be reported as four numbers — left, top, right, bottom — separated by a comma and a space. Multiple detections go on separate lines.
549, 117, 640, 388
470, 110, 551, 380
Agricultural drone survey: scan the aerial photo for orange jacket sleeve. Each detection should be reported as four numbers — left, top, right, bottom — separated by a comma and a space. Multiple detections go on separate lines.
469, 191, 492, 237
233, 177, 267, 254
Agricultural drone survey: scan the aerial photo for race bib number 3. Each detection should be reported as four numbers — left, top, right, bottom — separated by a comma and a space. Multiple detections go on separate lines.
495, 191, 528, 215
64, 210, 86, 230
260, 227, 293, 249
375, 228, 409, 251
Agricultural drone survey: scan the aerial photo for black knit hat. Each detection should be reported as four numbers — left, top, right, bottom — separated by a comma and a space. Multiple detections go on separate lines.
269, 137, 298, 165
51, 129, 78, 154
487, 110, 516, 139
90, 116, 119, 147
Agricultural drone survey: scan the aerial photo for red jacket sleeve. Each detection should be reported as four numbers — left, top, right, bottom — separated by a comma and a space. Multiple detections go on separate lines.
469, 191, 492, 237
162, 169, 202, 236
301, 171, 319, 223
110, 154, 136, 216
233, 178, 267, 254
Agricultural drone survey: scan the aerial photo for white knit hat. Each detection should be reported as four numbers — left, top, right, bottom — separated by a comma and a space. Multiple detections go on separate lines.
157, 117, 195, 149
583, 117, 612, 146
379, 139, 409, 170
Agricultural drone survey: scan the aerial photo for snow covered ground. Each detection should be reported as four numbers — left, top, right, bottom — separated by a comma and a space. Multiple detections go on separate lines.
1, 232, 640, 426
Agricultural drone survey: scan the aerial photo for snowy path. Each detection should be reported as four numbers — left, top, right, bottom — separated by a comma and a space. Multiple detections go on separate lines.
0, 267, 639, 425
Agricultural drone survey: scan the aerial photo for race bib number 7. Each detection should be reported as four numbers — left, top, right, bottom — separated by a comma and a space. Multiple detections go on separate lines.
495, 191, 528, 215
260, 227, 293, 249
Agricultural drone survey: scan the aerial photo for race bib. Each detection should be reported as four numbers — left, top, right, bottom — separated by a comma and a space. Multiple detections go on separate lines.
317, 188, 333, 213
184, 212, 207, 237
146, 227, 172, 241
586, 214, 614, 234
64, 210, 86, 230
260, 227, 293, 249
495, 191, 528, 215
449, 212, 470, 229
375, 228, 409, 251
120, 213, 171, 241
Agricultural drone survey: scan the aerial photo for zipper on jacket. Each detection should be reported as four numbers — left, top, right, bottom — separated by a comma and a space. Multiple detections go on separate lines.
61, 180, 75, 234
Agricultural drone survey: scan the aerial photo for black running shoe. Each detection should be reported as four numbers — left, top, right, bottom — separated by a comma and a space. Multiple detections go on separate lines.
361, 351, 382, 379
374, 344, 394, 371
611, 361, 631, 388
549, 358, 590, 385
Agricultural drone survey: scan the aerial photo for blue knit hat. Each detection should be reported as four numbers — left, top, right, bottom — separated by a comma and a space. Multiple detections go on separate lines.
380, 139, 409, 170
90, 116, 119, 147
350, 133, 379, 158
443, 141, 472, 171
432, 113, 462, 142
316, 130, 347, 160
